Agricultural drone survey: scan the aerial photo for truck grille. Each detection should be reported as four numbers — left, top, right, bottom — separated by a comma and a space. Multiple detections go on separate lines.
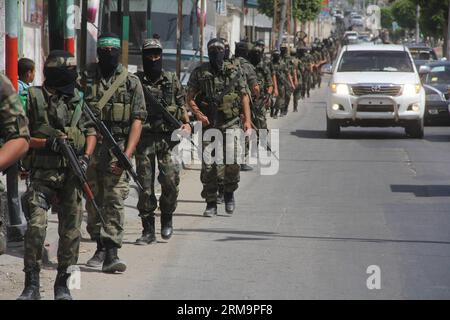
357, 104, 395, 112
351, 85, 402, 96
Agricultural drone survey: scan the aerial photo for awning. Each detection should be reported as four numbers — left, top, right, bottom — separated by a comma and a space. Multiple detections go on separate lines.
245, 0, 258, 8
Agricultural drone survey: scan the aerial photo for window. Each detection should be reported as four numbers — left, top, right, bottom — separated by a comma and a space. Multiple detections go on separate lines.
338, 51, 414, 73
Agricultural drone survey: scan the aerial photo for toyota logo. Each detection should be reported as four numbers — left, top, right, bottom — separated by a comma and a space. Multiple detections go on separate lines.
371, 85, 382, 93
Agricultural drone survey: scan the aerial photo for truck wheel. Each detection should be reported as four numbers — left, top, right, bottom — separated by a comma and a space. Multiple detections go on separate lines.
405, 119, 424, 139
326, 115, 340, 138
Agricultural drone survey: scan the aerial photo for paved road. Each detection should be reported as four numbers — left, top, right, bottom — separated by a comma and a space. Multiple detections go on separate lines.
2, 81, 450, 299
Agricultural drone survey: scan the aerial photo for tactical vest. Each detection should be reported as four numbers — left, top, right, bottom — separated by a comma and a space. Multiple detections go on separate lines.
254, 63, 269, 90
272, 62, 288, 88
137, 72, 184, 133
196, 62, 242, 125
84, 65, 133, 140
26, 87, 85, 169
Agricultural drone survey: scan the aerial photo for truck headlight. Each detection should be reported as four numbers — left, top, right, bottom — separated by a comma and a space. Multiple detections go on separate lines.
403, 84, 421, 96
331, 83, 349, 95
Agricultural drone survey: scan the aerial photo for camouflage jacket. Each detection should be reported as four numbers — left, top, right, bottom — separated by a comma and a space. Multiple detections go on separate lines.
0, 74, 30, 144
232, 57, 258, 94
188, 61, 248, 127
136, 70, 187, 134
26, 86, 96, 169
272, 60, 290, 89
82, 63, 147, 142
253, 61, 273, 92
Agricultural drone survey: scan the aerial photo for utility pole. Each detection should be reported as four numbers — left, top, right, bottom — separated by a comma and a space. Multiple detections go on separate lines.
447, 2, 450, 59
147, 0, 153, 38
5, 0, 18, 91
121, 0, 130, 68
200, 0, 205, 63
65, 0, 75, 55
176, 0, 183, 78
272, 0, 278, 50
276, 0, 287, 50
80, 0, 88, 71
415, 4, 420, 44
240, 0, 245, 40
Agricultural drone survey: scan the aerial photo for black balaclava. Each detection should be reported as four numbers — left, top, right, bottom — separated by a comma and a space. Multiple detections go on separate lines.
272, 52, 281, 64
143, 49, 163, 81
296, 49, 306, 59
97, 32, 121, 78
235, 42, 249, 60
208, 38, 225, 71
44, 50, 78, 96
280, 46, 288, 58
248, 49, 262, 66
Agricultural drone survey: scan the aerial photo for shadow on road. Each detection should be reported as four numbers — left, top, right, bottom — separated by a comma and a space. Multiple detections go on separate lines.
391, 185, 450, 197
177, 228, 450, 245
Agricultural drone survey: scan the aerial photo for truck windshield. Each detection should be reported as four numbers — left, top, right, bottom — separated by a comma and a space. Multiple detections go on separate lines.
338, 51, 414, 72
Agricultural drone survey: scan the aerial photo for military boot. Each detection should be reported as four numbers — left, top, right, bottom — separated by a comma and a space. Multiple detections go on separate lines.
102, 247, 127, 274
224, 192, 235, 215
86, 240, 106, 267
217, 186, 225, 204
240, 164, 253, 172
203, 202, 217, 218
17, 270, 41, 300
54, 271, 72, 300
161, 214, 173, 240
135, 216, 156, 245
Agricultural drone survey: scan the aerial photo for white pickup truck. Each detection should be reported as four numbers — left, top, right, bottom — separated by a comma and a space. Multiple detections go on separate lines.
323, 44, 426, 138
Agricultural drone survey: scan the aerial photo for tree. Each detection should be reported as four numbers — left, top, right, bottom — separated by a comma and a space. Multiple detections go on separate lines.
380, 7, 394, 30
258, 0, 322, 23
391, 0, 416, 30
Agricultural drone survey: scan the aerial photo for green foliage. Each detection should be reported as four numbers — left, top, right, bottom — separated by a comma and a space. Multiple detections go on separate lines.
417, 0, 448, 40
258, 0, 322, 22
391, 0, 416, 30
380, 7, 394, 30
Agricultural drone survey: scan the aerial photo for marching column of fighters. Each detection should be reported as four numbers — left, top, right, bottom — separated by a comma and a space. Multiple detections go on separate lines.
0, 32, 336, 300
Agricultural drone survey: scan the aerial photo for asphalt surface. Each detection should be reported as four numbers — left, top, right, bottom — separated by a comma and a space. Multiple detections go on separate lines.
2, 80, 450, 299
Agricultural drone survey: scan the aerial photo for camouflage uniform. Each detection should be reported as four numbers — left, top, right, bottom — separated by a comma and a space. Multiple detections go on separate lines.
301, 52, 314, 98
23, 83, 95, 273
135, 70, 185, 225
188, 61, 247, 203
281, 50, 295, 115
292, 54, 303, 112
253, 59, 273, 129
83, 63, 147, 248
0, 74, 30, 255
271, 57, 290, 118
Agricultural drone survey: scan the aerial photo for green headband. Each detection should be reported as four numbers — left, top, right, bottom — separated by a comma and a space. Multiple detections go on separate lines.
98, 37, 121, 49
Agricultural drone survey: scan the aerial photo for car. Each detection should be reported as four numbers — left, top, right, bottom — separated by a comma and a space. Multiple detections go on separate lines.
407, 45, 438, 70
419, 62, 450, 124
350, 15, 364, 27
322, 44, 426, 138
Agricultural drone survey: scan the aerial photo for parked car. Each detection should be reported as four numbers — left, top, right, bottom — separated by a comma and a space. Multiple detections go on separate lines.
419, 61, 450, 124
323, 44, 425, 138
407, 45, 438, 70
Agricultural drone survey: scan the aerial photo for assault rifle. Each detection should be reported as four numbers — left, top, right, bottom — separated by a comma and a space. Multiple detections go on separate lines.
83, 103, 144, 193
57, 138, 106, 227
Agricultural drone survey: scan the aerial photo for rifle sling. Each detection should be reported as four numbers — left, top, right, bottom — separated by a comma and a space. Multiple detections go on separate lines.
96, 69, 128, 111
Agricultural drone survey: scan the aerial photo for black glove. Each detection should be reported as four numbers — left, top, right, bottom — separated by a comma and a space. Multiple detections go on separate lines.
45, 137, 62, 153
79, 154, 91, 173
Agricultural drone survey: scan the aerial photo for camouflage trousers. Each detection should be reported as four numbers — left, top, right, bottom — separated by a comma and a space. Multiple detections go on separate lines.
293, 83, 303, 110
301, 72, 311, 98
272, 85, 286, 116
136, 133, 180, 219
201, 124, 242, 203
282, 86, 293, 115
86, 143, 130, 248
22, 168, 82, 272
